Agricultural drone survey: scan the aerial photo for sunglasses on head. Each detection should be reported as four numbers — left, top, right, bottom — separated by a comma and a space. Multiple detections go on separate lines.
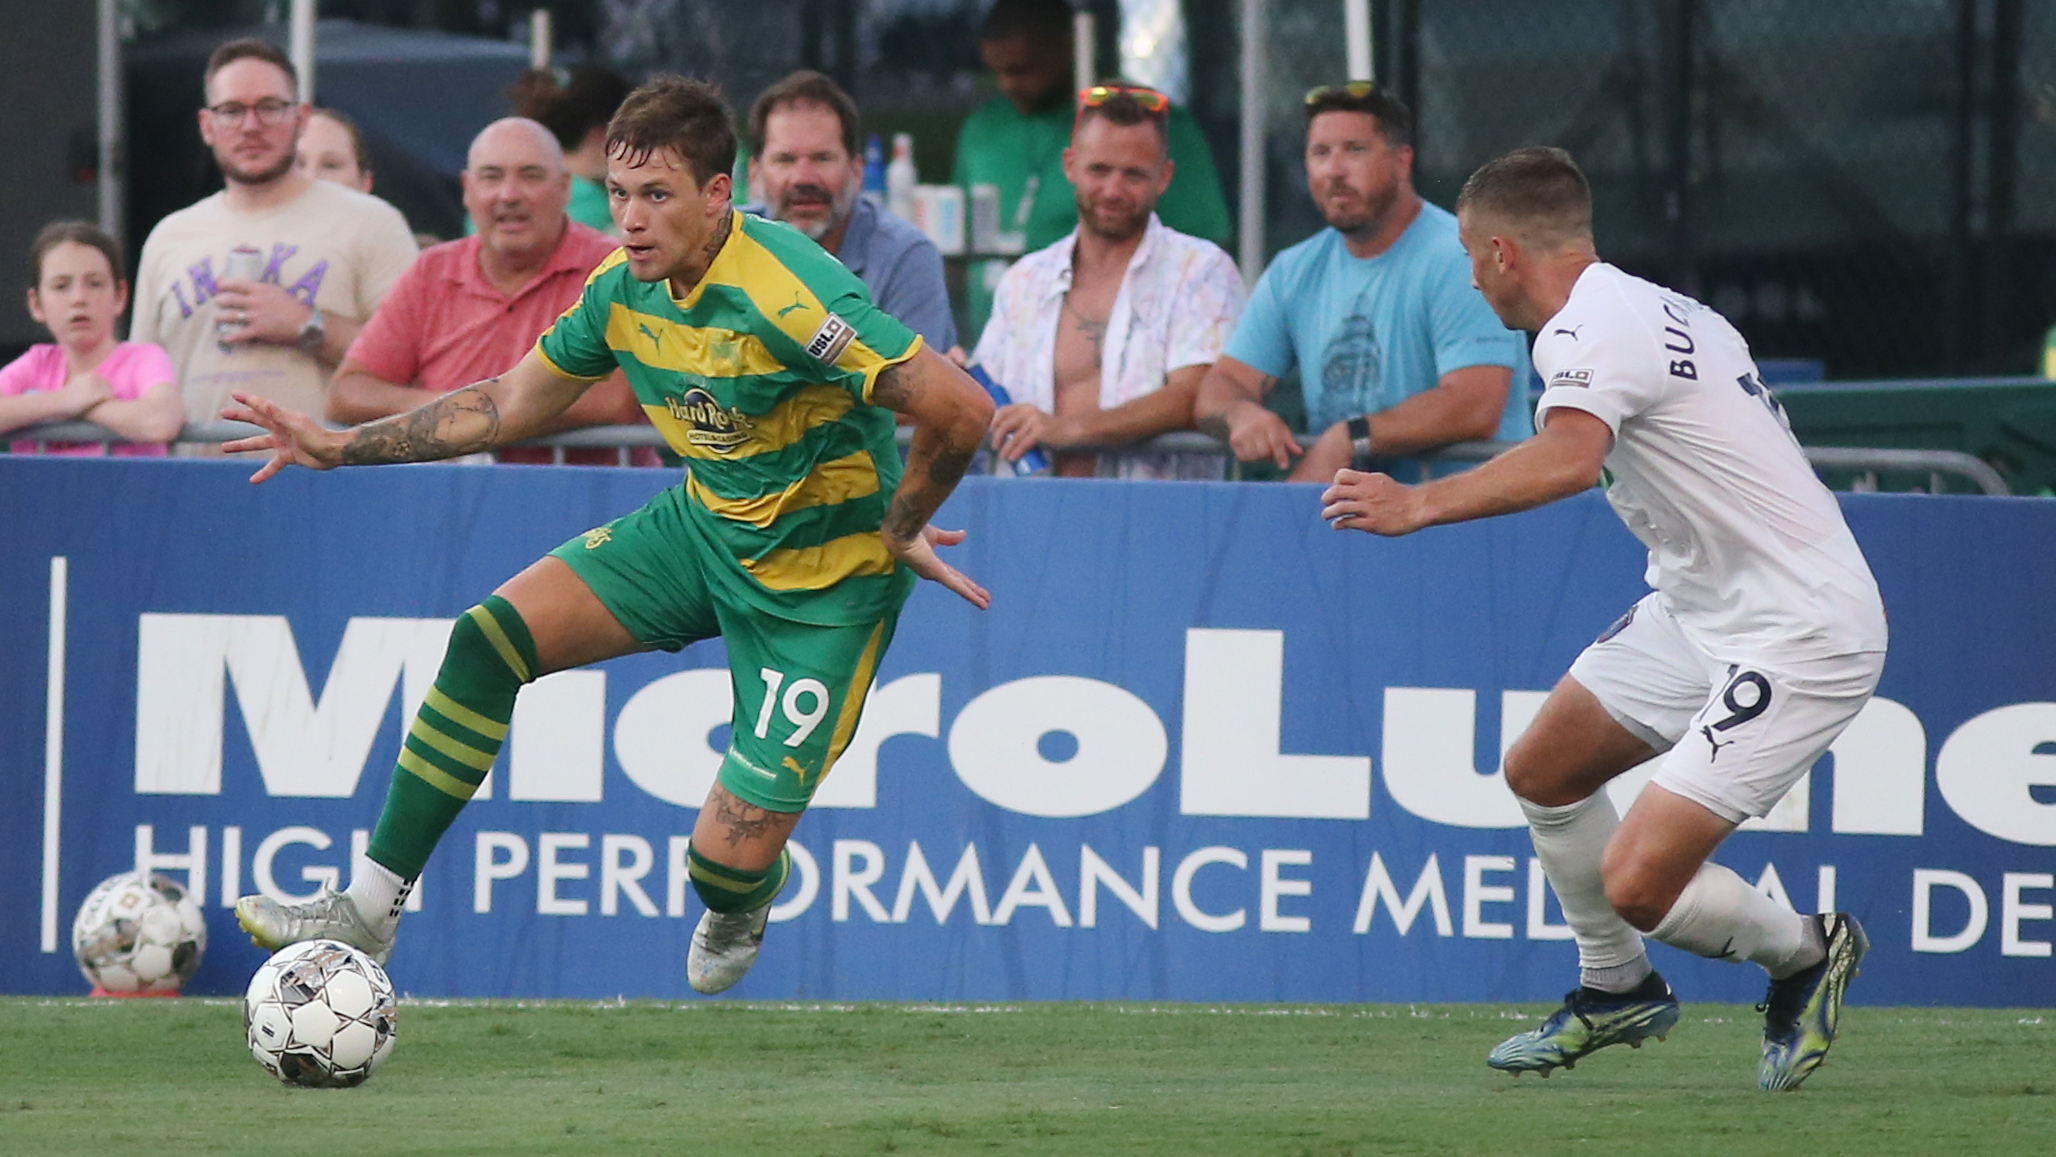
1305, 80, 1383, 105
1078, 83, 1171, 115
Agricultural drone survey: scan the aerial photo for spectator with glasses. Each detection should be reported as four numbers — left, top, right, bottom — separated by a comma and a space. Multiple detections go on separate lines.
130, 38, 417, 452
973, 84, 1243, 479
1196, 82, 1530, 483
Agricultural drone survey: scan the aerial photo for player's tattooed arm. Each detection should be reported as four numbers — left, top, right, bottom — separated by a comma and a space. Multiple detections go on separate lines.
873, 352, 982, 539
341, 383, 503, 465
871, 346, 995, 608
222, 348, 592, 483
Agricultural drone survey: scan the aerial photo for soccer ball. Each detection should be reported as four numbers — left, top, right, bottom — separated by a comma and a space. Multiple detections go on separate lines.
71, 870, 207, 994
244, 940, 398, 1088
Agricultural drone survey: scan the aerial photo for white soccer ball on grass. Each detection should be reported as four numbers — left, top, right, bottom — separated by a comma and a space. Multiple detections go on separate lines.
71, 870, 208, 994
244, 939, 398, 1088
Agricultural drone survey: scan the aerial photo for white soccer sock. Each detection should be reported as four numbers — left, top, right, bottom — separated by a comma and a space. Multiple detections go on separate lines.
1649, 861, 1817, 976
1522, 793, 1650, 991
344, 854, 410, 935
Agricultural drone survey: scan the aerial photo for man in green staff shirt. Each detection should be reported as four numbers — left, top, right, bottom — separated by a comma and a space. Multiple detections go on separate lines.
954, 0, 1231, 336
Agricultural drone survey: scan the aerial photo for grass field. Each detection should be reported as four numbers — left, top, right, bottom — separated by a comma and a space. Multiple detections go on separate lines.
1, 997, 2049, 1156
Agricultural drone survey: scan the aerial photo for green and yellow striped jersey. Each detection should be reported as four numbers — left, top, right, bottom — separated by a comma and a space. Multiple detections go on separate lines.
535, 210, 922, 626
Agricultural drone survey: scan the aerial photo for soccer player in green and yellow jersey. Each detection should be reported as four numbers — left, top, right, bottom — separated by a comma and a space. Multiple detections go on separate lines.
224, 76, 995, 994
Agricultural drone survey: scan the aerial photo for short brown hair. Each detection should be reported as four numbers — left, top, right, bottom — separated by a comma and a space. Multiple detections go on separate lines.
1456, 146, 1593, 251
28, 220, 125, 290
309, 107, 372, 176
205, 37, 296, 92
1304, 82, 1413, 149
749, 71, 861, 160
606, 75, 737, 186
1075, 86, 1170, 151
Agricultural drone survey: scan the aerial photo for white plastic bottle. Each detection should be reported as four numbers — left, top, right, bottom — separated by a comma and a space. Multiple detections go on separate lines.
886, 132, 917, 222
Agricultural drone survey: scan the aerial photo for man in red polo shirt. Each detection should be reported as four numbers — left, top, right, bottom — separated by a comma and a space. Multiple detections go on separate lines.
326, 116, 655, 465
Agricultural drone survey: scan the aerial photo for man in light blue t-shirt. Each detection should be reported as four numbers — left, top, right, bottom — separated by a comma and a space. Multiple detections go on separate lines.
1196, 83, 1530, 482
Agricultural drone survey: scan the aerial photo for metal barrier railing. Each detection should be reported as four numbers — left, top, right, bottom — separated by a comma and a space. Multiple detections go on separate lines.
10, 420, 2014, 496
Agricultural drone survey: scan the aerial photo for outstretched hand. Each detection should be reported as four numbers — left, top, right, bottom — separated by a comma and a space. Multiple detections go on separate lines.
1320, 468, 1430, 536
220, 392, 346, 484
886, 525, 991, 609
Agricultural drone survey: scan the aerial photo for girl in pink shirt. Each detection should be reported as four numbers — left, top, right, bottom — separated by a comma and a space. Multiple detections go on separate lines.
0, 221, 182, 456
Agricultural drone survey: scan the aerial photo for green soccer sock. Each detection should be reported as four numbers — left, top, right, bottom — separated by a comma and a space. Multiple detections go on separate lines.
365, 596, 537, 881
688, 844, 791, 914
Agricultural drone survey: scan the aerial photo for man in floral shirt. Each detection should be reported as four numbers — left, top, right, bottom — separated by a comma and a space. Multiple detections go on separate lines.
972, 85, 1244, 480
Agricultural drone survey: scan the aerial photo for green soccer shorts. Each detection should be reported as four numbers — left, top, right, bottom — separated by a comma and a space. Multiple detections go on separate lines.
549, 486, 903, 813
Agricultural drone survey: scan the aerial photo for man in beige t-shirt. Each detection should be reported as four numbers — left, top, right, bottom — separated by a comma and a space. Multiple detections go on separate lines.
130, 39, 417, 448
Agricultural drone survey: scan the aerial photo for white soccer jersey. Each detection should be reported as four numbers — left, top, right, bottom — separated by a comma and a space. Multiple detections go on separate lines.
1532, 262, 1887, 666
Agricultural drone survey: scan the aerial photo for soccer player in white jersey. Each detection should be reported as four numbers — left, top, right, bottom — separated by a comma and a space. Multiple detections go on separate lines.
1319, 147, 1886, 1092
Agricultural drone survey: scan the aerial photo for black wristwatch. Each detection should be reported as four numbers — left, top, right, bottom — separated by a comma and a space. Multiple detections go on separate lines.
1346, 415, 1374, 461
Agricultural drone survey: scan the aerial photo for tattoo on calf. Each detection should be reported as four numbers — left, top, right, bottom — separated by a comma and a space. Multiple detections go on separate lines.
342, 383, 502, 465
713, 793, 783, 849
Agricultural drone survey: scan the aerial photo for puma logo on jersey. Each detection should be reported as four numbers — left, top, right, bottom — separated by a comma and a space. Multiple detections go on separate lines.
638, 323, 661, 347
1552, 325, 1584, 339
1702, 724, 1735, 758
778, 293, 808, 318
782, 755, 814, 780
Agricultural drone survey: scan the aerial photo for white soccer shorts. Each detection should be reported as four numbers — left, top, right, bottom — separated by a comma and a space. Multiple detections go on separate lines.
1567, 593, 1884, 824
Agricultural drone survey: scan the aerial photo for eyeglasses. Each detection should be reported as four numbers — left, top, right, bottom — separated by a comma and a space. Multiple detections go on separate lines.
1305, 81, 1383, 105
1077, 83, 1170, 115
205, 98, 296, 127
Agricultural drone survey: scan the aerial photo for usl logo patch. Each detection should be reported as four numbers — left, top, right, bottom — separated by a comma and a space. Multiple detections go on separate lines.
1549, 369, 1593, 389
805, 313, 855, 364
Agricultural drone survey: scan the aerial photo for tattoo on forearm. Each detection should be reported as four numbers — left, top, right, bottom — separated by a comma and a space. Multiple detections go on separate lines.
1197, 413, 1232, 441
342, 383, 502, 465
883, 430, 976, 542
875, 360, 980, 543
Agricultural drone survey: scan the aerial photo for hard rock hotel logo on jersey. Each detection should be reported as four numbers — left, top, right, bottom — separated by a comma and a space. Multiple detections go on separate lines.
664, 382, 753, 452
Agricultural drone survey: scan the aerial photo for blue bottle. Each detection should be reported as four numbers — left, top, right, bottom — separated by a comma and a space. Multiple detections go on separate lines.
967, 365, 1050, 475
862, 135, 885, 205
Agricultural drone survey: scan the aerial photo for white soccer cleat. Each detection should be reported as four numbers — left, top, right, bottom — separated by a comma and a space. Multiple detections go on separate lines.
236, 889, 395, 967
687, 906, 770, 995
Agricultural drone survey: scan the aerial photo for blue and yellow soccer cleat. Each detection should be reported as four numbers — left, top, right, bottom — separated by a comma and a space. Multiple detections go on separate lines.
1758, 912, 1869, 1091
1488, 973, 1681, 1077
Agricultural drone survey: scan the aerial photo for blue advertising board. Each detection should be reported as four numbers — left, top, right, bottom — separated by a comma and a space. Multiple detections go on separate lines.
1, 458, 2051, 1007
